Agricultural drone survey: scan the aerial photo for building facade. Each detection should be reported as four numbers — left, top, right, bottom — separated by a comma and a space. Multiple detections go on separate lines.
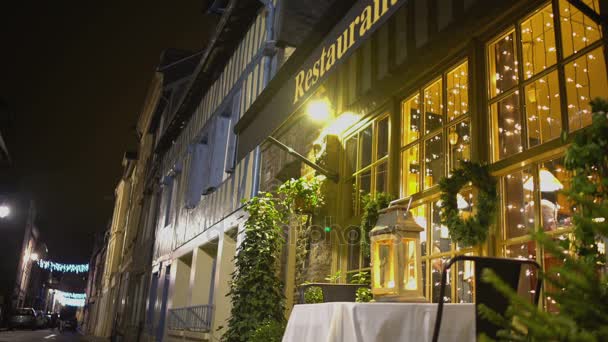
93, 0, 607, 340
235, 0, 608, 314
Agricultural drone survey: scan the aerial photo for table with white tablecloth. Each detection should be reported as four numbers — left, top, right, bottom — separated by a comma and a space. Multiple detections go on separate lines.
282, 302, 475, 342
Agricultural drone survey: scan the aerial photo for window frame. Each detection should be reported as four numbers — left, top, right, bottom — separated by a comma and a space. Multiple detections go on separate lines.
494, 149, 575, 311
400, 59, 472, 198
486, 0, 606, 162
342, 113, 391, 278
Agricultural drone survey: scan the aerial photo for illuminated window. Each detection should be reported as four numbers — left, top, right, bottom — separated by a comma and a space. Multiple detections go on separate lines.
488, 30, 518, 98
521, 5, 557, 79
447, 62, 469, 121
424, 134, 444, 189
448, 120, 471, 170
401, 61, 470, 196
565, 48, 608, 131
345, 116, 390, 215
559, 0, 601, 58
401, 144, 420, 197
487, 2, 607, 161
344, 114, 390, 276
424, 79, 443, 134
402, 95, 421, 145
499, 155, 574, 311
525, 71, 562, 147
415, 201, 475, 303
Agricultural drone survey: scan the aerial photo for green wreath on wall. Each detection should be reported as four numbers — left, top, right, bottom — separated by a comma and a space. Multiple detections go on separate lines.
438, 161, 498, 247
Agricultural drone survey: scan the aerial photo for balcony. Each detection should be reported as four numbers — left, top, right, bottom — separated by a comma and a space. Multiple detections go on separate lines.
167, 304, 214, 332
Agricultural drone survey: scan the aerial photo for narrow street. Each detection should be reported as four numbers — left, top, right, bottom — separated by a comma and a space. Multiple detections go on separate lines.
0, 329, 83, 342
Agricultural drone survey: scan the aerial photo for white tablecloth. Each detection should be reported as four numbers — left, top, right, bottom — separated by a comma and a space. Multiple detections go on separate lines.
282, 302, 475, 342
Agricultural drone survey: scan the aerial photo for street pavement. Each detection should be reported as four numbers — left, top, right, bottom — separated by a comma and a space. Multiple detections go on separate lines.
0, 328, 83, 341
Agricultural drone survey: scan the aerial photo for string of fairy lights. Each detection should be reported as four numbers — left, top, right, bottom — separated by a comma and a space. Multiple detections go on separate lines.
37, 259, 89, 274
53, 290, 86, 307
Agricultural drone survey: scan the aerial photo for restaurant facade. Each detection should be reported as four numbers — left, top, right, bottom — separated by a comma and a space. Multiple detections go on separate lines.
235, 0, 608, 313
127, 0, 608, 340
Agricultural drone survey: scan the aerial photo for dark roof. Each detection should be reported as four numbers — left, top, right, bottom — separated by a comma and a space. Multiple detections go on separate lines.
234, 0, 357, 136
154, 0, 263, 154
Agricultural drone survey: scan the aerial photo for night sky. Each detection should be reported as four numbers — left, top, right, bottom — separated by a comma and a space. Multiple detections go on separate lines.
0, 1, 217, 262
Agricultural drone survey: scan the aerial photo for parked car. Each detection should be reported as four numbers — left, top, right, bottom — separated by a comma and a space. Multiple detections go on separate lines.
35, 311, 49, 329
9, 308, 37, 330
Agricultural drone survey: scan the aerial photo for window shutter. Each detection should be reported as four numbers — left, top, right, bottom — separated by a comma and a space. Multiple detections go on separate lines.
225, 89, 242, 173
207, 115, 231, 193
184, 143, 209, 208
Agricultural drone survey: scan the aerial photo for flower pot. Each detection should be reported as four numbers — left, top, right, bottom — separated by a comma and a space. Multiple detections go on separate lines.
298, 283, 368, 303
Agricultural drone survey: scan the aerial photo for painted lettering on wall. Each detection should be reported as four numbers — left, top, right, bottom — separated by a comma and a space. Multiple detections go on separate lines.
293, 0, 401, 104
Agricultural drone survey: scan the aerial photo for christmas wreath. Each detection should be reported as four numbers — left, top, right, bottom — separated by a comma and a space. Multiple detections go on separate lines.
438, 161, 498, 246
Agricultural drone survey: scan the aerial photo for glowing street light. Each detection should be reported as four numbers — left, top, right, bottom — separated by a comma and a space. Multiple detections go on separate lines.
307, 99, 332, 122
0, 205, 10, 218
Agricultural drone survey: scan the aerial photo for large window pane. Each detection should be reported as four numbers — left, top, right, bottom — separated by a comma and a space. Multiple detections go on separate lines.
345, 135, 358, 175
521, 4, 557, 79
432, 200, 452, 253
447, 62, 469, 121
491, 92, 523, 160
504, 243, 538, 304
430, 257, 451, 303
565, 48, 608, 131
402, 95, 421, 145
377, 117, 389, 159
503, 168, 535, 239
448, 120, 471, 170
375, 162, 388, 194
359, 169, 372, 209
424, 79, 444, 134
346, 226, 361, 271
456, 258, 475, 303
539, 158, 572, 231
401, 144, 420, 197
410, 205, 428, 256
489, 30, 519, 98
559, 0, 602, 58
525, 71, 562, 147
360, 125, 373, 168
424, 134, 444, 189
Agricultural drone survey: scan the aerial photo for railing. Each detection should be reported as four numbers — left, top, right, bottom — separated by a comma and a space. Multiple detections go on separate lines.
167, 304, 214, 332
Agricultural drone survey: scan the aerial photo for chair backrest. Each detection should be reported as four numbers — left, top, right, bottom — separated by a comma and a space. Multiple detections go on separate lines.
432, 255, 542, 342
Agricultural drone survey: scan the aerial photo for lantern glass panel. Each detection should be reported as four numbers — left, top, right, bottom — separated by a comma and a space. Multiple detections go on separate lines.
374, 240, 395, 289
403, 238, 418, 290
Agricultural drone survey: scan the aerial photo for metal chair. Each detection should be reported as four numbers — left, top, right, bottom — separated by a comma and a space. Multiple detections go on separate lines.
431, 255, 542, 342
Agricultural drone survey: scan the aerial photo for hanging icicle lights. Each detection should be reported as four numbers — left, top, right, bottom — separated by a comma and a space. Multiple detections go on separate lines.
54, 290, 86, 307
38, 259, 89, 274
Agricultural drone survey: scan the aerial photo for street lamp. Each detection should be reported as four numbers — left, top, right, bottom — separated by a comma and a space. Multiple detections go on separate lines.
0, 204, 10, 218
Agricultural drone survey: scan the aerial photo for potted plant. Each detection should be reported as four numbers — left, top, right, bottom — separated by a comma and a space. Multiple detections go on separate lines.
298, 271, 368, 303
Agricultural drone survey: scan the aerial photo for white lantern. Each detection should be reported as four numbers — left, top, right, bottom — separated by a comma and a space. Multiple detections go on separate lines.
370, 205, 425, 302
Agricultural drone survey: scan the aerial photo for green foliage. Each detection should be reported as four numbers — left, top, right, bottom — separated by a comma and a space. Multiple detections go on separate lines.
351, 271, 372, 303
304, 286, 324, 304
224, 177, 325, 341
250, 320, 286, 342
278, 176, 325, 303
350, 271, 370, 285
438, 161, 498, 246
277, 176, 325, 214
361, 192, 394, 258
355, 287, 373, 303
222, 193, 286, 342
324, 270, 342, 284
479, 99, 608, 341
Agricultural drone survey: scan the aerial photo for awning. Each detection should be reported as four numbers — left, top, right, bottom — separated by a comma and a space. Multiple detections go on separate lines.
235, 0, 408, 161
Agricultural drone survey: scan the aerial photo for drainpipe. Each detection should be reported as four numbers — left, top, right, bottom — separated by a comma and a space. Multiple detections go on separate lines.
251, 0, 276, 197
